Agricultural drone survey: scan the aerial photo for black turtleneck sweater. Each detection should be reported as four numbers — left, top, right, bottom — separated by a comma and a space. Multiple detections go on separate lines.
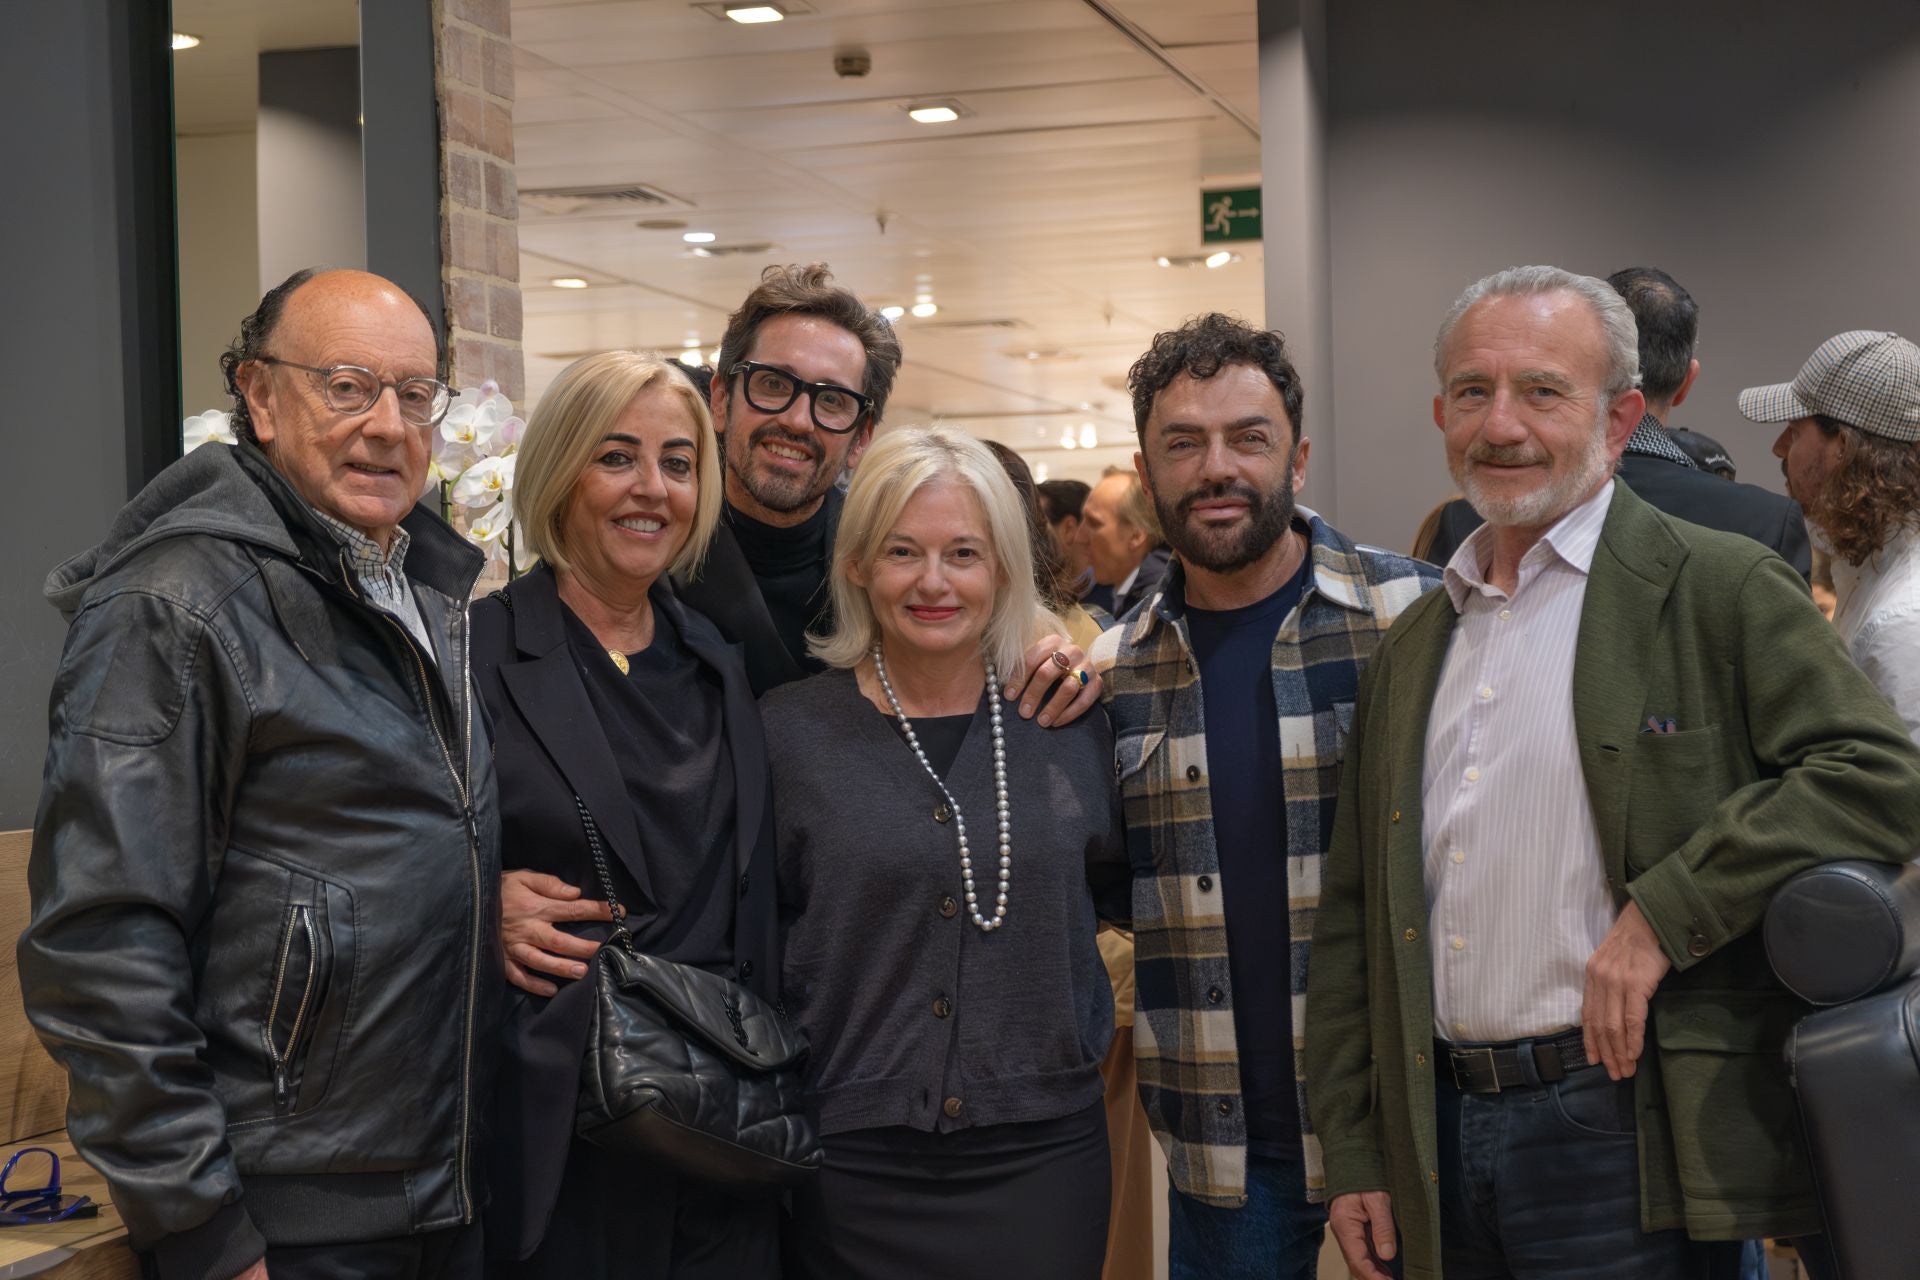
724, 499, 835, 675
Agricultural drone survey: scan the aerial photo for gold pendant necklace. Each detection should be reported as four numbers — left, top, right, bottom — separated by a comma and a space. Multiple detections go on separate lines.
607, 648, 629, 675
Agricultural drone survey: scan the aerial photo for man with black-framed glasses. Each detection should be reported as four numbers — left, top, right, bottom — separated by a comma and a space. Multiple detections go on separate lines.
23, 267, 498, 1280
681, 263, 1101, 723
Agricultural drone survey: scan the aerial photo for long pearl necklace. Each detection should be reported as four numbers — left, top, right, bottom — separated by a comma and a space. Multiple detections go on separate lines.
871, 644, 1011, 932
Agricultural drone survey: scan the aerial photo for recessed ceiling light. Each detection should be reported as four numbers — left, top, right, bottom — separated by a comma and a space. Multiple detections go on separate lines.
880, 305, 905, 321
172, 32, 201, 50
911, 301, 939, 318
688, 246, 715, 259
1060, 432, 1078, 450
676, 348, 705, 366
1205, 250, 1236, 269
708, 347, 723, 365
724, 4, 786, 23
907, 103, 962, 125
551, 277, 589, 289
1078, 423, 1098, 448
682, 231, 717, 244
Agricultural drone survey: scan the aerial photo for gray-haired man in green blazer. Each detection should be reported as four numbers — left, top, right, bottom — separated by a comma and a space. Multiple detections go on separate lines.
1305, 265, 1920, 1280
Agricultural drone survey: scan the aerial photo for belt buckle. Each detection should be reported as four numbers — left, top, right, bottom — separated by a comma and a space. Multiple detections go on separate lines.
1455, 1045, 1500, 1094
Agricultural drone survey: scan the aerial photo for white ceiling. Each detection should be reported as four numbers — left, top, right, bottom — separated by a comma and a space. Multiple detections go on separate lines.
171, 0, 361, 134
510, 0, 1262, 481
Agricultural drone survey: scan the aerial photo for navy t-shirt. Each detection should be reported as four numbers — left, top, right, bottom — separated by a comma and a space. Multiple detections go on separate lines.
1184, 552, 1311, 1157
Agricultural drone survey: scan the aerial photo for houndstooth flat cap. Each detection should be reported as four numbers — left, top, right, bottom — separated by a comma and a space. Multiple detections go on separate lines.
1739, 330, 1920, 443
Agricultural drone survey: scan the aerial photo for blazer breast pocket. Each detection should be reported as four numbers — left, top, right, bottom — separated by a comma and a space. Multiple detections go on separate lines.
1625, 726, 1726, 873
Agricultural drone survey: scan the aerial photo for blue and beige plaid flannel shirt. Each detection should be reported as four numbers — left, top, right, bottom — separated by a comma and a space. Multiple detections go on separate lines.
1090, 512, 1440, 1207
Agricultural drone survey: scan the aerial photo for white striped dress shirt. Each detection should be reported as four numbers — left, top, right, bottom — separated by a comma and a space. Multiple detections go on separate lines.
1423, 481, 1617, 1043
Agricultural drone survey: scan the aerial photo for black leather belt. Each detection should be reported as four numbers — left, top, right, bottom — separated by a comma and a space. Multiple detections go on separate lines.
1439, 1029, 1594, 1093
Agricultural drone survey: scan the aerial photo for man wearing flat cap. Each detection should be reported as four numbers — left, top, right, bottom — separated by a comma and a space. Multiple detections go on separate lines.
1743, 330, 1920, 741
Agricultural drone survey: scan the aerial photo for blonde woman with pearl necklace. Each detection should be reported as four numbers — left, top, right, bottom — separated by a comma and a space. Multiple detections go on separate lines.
762, 427, 1131, 1278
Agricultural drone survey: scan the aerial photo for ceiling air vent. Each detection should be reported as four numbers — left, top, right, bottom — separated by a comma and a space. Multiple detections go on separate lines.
690, 242, 775, 257
913, 317, 1028, 332
522, 183, 693, 216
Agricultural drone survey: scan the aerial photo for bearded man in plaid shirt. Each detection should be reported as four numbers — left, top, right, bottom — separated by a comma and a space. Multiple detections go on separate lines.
1090, 313, 1439, 1278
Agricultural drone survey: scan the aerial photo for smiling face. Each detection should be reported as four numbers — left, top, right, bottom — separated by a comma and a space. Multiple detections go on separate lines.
1138, 364, 1308, 574
1433, 290, 1639, 530
712, 312, 871, 523
557, 384, 702, 599
237, 270, 438, 546
850, 477, 1001, 664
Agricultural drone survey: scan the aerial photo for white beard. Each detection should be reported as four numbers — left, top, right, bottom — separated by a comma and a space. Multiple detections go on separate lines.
1453, 407, 1614, 529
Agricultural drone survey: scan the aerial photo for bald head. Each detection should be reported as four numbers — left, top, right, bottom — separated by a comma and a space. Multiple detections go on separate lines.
227, 268, 445, 547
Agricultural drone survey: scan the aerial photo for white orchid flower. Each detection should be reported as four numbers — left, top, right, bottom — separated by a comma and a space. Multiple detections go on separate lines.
450, 454, 515, 507
183, 410, 237, 451
467, 496, 514, 544
438, 385, 515, 465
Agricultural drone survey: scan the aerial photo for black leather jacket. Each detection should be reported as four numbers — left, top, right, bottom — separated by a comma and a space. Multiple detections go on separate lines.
20, 440, 501, 1279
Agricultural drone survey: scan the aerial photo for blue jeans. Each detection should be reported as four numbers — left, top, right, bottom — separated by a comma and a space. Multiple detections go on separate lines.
1438, 1053, 1741, 1279
1167, 1148, 1326, 1280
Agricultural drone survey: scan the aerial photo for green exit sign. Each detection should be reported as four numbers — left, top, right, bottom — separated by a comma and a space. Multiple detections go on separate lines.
1201, 187, 1263, 244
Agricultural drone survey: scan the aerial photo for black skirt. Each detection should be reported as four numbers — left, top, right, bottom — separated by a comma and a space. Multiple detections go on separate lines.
782, 1102, 1111, 1280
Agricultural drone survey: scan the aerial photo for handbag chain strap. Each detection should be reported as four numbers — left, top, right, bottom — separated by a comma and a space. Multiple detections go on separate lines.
572, 795, 638, 959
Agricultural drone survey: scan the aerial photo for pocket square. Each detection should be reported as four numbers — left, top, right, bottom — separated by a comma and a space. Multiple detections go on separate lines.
1641, 716, 1679, 735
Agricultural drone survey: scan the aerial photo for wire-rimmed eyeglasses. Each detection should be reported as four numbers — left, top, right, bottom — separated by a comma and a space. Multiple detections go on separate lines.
258, 357, 452, 427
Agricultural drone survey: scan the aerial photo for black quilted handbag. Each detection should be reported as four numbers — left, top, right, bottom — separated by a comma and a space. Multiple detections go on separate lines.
571, 797, 821, 1190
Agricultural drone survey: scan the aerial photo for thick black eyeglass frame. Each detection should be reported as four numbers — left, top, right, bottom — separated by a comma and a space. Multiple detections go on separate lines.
0, 1147, 98, 1225
257, 357, 453, 426
729, 361, 872, 434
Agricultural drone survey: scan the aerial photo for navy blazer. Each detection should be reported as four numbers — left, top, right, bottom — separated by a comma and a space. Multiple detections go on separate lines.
470, 564, 780, 1260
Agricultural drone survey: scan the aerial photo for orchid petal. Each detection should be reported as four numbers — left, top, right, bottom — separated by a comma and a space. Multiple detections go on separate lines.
182, 410, 237, 451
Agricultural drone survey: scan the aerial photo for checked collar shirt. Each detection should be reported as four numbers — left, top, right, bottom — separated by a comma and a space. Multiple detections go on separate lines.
1090, 511, 1439, 1207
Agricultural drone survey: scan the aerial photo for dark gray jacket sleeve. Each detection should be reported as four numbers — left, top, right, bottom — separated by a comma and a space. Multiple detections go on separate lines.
19, 588, 268, 1279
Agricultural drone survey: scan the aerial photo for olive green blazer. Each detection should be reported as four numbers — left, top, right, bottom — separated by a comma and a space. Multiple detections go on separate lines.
1305, 483, 1920, 1280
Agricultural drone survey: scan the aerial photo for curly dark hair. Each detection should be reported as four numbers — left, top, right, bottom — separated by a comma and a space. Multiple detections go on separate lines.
715, 263, 903, 427
1127, 312, 1304, 444
1809, 415, 1920, 566
219, 268, 444, 445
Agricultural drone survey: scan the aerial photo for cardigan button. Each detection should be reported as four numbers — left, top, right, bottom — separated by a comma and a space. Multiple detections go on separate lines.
933, 995, 953, 1019
934, 802, 952, 824
1186, 765, 1201, 782
1196, 875, 1213, 892
939, 895, 959, 919
943, 1096, 964, 1118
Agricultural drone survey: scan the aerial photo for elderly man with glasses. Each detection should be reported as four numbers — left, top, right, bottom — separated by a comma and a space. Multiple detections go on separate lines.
21, 268, 500, 1280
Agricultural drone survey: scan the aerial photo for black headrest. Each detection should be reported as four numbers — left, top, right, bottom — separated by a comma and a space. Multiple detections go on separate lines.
1765, 861, 1920, 1006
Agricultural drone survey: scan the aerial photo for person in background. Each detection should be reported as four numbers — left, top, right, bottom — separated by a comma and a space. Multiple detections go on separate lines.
22, 268, 496, 1280
985, 439, 1150, 1280
1419, 266, 1812, 578
473, 351, 782, 1277
1040, 476, 1096, 590
765, 426, 1129, 1279
1093, 313, 1438, 1280
1742, 330, 1920, 741
1078, 466, 1171, 618
1307, 265, 1920, 1280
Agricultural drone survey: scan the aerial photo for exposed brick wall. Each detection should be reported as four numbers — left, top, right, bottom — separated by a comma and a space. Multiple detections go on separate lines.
436, 0, 522, 404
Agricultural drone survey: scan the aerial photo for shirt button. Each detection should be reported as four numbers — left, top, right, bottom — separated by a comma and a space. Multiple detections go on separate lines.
1196, 875, 1213, 892
943, 1096, 964, 1118
1479, 686, 1494, 700
738, 873, 750, 898
1465, 767, 1480, 783
1207, 986, 1224, 1005
939, 895, 959, 918
933, 995, 953, 1019
1451, 849, 1465, 864
1186, 765, 1201, 782
1404, 927, 1419, 942
934, 802, 952, 824
1453, 1022, 1467, 1037
739, 960, 754, 980
1498, 609, 1512, 621
1216, 1099, 1233, 1116
1451, 937, 1465, 951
